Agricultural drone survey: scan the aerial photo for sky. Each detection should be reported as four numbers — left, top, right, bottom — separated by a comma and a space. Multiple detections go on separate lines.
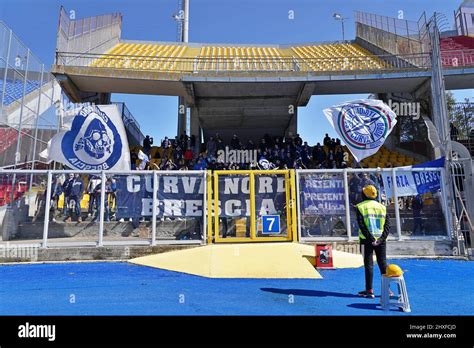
0, 0, 472, 144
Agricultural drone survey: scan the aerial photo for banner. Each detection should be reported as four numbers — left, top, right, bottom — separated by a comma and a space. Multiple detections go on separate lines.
381, 157, 444, 198
114, 174, 286, 218
323, 99, 397, 162
46, 104, 131, 170
300, 174, 345, 215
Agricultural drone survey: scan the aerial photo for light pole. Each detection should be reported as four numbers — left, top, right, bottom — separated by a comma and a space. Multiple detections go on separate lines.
333, 13, 348, 41
173, 0, 189, 136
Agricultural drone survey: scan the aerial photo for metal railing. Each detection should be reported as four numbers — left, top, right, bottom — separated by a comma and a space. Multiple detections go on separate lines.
0, 167, 454, 248
0, 21, 61, 169
55, 51, 433, 74
355, 11, 421, 39
56, 7, 122, 65
113, 102, 144, 146
296, 167, 451, 242
355, 11, 430, 57
0, 169, 207, 248
450, 159, 474, 252
441, 49, 474, 68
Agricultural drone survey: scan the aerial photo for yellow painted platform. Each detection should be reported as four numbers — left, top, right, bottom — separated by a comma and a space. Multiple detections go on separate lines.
296, 244, 364, 269
130, 243, 321, 278
129, 243, 363, 279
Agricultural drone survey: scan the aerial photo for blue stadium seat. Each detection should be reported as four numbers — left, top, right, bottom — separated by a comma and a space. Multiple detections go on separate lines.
0, 79, 41, 105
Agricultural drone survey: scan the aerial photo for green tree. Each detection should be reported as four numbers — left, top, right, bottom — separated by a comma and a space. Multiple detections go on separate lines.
447, 92, 472, 139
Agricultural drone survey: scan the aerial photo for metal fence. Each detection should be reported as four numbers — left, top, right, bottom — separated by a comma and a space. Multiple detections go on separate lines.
355, 11, 422, 38
0, 21, 61, 169
450, 158, 474, 251
55, 51, 433, 74
0, 170, 207, 247
355, 11, 430, 57
56, 6, 122, 65
113, 102, 144, 146
296, 168, 451, 242
441, 49, 474, 69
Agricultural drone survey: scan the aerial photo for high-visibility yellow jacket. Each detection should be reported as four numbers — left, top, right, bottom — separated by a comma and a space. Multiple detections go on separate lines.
356, 199, 390, 242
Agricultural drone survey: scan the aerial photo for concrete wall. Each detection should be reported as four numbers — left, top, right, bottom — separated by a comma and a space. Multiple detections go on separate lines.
0, 240, 459, 263
0, 245, 196, 263
306, 240, 456, 257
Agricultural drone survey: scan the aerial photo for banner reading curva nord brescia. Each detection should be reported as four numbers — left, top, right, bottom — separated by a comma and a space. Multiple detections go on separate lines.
114, 174, 287, 219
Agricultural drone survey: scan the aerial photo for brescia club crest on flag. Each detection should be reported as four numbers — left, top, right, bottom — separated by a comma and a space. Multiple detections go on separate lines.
323, 99, 397, 162
44, 104, 131, 170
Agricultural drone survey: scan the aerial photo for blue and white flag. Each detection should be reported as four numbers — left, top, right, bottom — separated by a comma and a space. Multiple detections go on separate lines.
323, 99, 397, 162
46, 104, 131, 170
381, 157, 445, 198
137, 150, 149, 170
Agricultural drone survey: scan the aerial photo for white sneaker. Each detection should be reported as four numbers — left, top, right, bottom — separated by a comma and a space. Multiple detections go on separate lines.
119, 218, 125, 222
52, 218, 57, 222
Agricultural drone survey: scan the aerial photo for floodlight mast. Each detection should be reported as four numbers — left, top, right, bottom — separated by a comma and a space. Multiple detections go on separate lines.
175, 0, 189, 136
333, 13, 347, 41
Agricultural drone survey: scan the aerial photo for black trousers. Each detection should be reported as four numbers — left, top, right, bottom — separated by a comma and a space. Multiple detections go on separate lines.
360, 241, 387, 291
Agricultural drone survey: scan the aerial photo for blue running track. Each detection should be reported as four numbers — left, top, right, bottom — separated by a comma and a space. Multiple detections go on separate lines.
0, 259, 472, 315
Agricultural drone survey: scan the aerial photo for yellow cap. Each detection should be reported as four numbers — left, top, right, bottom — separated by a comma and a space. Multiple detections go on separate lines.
386, 264, 403, 277
362, 185, 377, 199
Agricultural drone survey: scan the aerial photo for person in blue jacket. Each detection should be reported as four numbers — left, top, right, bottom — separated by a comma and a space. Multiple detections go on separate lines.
93, 177, 115, 222
63, 173, 84, 223
50, 174, 63, 221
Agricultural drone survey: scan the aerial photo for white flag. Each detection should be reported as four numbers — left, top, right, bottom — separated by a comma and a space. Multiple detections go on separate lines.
323, 99, 397, 162
46, 104, 131, 170
39, 147, 50, 161
137, 150, 149, 162
137, 150, 149, 170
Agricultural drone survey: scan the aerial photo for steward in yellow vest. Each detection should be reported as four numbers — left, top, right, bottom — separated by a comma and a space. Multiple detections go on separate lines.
356, 184, 390, 298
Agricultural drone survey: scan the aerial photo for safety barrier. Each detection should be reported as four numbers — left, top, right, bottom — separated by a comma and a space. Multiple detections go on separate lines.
296, 168, 451, 242
0, 167, 452, 248
56, 6, 122, 65
0, 170, 207, 247
355, 11, 430, 56
208, 170, 297, 243
0, 21, 61, 169
55, 51, 433, 74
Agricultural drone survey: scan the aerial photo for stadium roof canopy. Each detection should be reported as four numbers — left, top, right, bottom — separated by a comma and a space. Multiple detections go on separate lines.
52, 8, 474, 141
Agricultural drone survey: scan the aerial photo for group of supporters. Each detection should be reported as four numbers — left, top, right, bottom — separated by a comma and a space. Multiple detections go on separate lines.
133, 132, 351, 171
48, 173, 117, 223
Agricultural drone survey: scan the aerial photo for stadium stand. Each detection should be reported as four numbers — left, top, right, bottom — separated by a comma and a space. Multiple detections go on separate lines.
291, 43, 387, 71
90, 42, 188, 71
358, 146, 417, 168
0, 79, 41, 105
88, 41, 387, 73
0, 176, 27, 207
0, 128, 19, 155
196, 46, 285, 71
128, 132, 416, 171
440, 35, 474, 67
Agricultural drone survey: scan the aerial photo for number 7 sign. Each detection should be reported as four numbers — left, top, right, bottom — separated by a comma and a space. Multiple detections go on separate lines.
261, 215, 280, 234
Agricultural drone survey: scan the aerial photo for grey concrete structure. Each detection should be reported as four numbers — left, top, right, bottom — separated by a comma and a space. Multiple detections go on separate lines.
0, 240, 459, 263
52, 63, 474, 144
51, 8, 474, 144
